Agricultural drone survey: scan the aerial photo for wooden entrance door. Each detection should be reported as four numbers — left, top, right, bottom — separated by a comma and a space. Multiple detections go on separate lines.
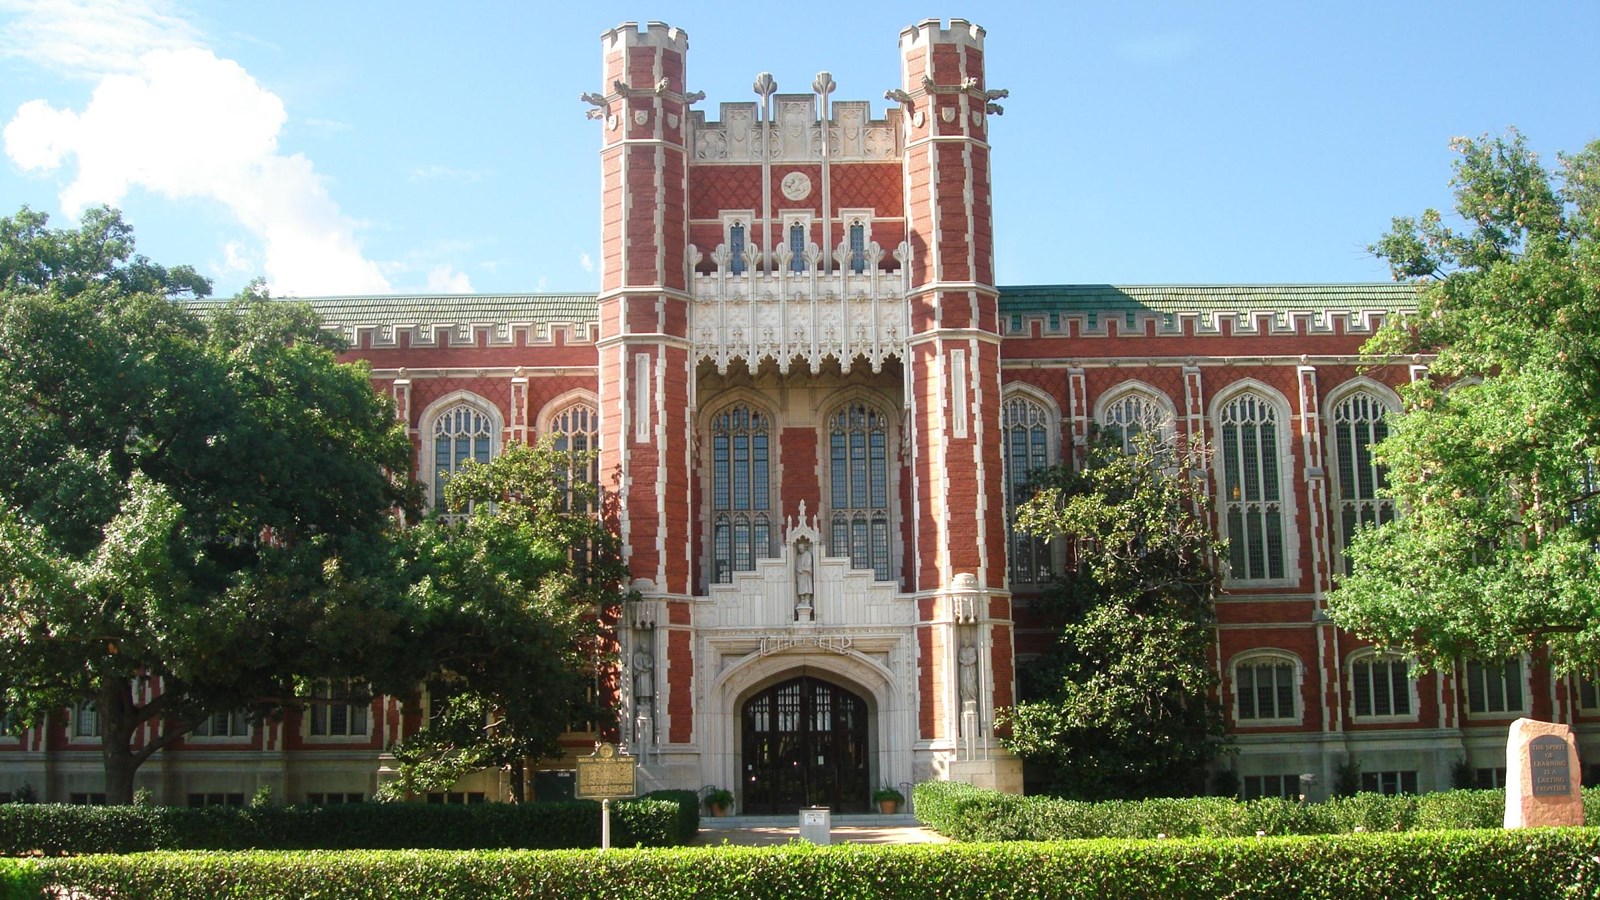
740, 676, 869, 814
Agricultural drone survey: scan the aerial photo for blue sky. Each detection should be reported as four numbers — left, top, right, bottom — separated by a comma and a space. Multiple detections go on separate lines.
2, 1, 1596, 298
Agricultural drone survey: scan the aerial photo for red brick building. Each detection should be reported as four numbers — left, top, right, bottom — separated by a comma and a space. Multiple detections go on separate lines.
3, 19, 1584, 809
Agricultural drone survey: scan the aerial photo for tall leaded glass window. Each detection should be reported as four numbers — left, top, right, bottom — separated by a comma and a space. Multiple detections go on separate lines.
432, 404, 494, 514
828, 402, 891, 581
789, 223, 807, 273
711, 404, 771, 583
1218, 392, 1286, 581
1003, 395, 1053, 585
1099, 389, 1169, 454
1331, 391, 1395, 573
550, 402, 600, 510
848, 220, 866, 274
729, 222, 747, 275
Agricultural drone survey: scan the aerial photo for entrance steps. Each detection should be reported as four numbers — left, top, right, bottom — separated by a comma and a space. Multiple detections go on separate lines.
702, 813, 918, 829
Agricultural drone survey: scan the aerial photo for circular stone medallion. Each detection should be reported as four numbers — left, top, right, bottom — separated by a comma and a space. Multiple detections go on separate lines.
781, 171, 812, 201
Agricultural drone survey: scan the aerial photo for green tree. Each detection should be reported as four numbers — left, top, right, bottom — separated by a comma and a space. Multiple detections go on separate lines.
0, 207, 414, 803
1326, 132, 1600, 673
998, 434, 1228, 799
380, 440, 625, 802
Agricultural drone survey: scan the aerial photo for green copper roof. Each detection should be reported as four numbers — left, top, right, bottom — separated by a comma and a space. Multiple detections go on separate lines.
287, 293, 600, 325
996, 283, 1418, 316
190, 284, 1419, 328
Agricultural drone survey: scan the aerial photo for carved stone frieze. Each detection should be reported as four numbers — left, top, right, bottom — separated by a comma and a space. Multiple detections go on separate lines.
689, 241, 912, 375
689, 99, 901, 163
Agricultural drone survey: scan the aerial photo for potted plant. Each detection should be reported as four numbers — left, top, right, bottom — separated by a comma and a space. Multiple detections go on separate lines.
872, 786, 904, 814
704, 787, 734, 817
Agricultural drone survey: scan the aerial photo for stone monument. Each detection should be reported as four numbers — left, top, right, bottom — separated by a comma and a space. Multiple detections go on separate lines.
1504, 717, 1583, 828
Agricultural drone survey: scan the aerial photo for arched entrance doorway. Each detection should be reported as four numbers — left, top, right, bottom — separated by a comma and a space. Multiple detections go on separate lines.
740, 676, 870, 814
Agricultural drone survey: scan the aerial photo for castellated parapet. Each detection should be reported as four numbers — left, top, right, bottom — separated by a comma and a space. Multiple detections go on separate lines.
900, 17, 986, 50
601, 20, 688, 52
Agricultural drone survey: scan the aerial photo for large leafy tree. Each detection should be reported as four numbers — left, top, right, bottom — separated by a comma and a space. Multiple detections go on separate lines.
998, 434, 1227, 799
0, 206, 414, 802
1327, 132, 1600, 672
380, 440, 624, 802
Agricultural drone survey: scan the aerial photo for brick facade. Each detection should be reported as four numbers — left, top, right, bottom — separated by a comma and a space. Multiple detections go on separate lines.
5, 18, 1588, 808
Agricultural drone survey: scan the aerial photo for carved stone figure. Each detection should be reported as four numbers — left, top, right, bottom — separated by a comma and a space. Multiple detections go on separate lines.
958, 641, 979, 703
632, 649, 654, 698
795, 539, 815, 609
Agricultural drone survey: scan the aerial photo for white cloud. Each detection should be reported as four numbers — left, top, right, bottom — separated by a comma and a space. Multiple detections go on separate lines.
425, 265, 473, 293
1114, 33, 1200, 66
0, 0, 203, 77
408, 164, 489, 183
3, 43, 390, 295
579, 251, 594, 273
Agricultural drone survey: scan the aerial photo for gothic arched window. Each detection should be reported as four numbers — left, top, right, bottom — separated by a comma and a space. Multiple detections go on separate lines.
1217, 391, 1287, 581
1330, 390, 1396, 574
431, 403, 495, 515
711, 404, 772, 583
789, 223, 807, 273
828, 401, 891, 580
1003, 394, 1055, 584
1099, 388, 1171, 454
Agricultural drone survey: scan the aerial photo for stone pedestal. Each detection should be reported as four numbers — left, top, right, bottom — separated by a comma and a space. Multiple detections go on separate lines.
1504, 717, 1583, 828
799, 806, 831, 845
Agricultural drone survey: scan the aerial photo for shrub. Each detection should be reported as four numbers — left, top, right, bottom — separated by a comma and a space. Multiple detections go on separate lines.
915, 781, 1596, 842
19, 830, 1600, 899
0, 797, 690, 856
0, 858, 42, 900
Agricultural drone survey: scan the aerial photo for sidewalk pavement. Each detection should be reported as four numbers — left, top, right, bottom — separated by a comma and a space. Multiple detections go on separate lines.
696, 813, 950, 847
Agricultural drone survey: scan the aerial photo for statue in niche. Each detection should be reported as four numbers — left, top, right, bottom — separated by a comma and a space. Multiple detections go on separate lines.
632, 649, 654, 699
958, 641, 979, 704
794, 538, 815, 611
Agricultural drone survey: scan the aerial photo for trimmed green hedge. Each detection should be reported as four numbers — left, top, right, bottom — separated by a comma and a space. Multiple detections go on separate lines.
7, 830, 1600, 899
0, 794, 695, 856
914, 781, 1592, 842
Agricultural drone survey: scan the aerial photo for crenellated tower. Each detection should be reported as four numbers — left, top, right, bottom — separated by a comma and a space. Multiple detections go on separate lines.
590, 22, 700, 758
897, 19, 1017, 787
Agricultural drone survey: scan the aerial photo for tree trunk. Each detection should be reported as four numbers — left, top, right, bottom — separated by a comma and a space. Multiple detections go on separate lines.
509, 757, 526, 803
99, 679, 141, 805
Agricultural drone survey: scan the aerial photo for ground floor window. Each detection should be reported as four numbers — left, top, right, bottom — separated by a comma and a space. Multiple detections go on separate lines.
305, 792, 365, 804
1475, 767, 1507, 789
187, 793, 245, 808
1241, 774, 1301, 800
69, 793, 107, 805
1359, 770, 1418, 795
426, 791, 486, 804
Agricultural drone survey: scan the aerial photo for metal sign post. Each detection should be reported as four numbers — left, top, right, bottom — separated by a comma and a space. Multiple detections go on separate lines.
575, 742, 638, 851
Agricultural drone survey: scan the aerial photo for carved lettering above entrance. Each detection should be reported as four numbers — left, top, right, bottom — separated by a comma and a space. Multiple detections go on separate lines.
759, 634, 854, 657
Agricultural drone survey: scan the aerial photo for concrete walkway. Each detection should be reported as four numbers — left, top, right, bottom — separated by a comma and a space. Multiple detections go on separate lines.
696, 813, 950, 847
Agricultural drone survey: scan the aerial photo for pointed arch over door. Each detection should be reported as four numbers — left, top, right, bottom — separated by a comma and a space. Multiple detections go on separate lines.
740, 676, 869, 814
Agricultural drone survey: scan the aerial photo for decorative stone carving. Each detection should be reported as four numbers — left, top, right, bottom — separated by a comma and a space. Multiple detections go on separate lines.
687, 240, 913, 376
633, 110, 649, 125
781, 171, 812, 201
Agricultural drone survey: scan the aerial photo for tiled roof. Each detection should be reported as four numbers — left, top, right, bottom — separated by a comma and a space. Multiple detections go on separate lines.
996, 283, 1419, 316
293, 293, 600, 325
188, 284, 1419, 326
185, 294, 600, 326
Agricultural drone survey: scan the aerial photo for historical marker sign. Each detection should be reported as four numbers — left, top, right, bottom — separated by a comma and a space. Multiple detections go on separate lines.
576, 743, 638, 800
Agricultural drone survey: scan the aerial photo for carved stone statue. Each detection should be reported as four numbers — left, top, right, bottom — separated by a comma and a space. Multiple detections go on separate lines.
794, 538, 815, 610
632, 649, 654, 698
958, 641, 979, 703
